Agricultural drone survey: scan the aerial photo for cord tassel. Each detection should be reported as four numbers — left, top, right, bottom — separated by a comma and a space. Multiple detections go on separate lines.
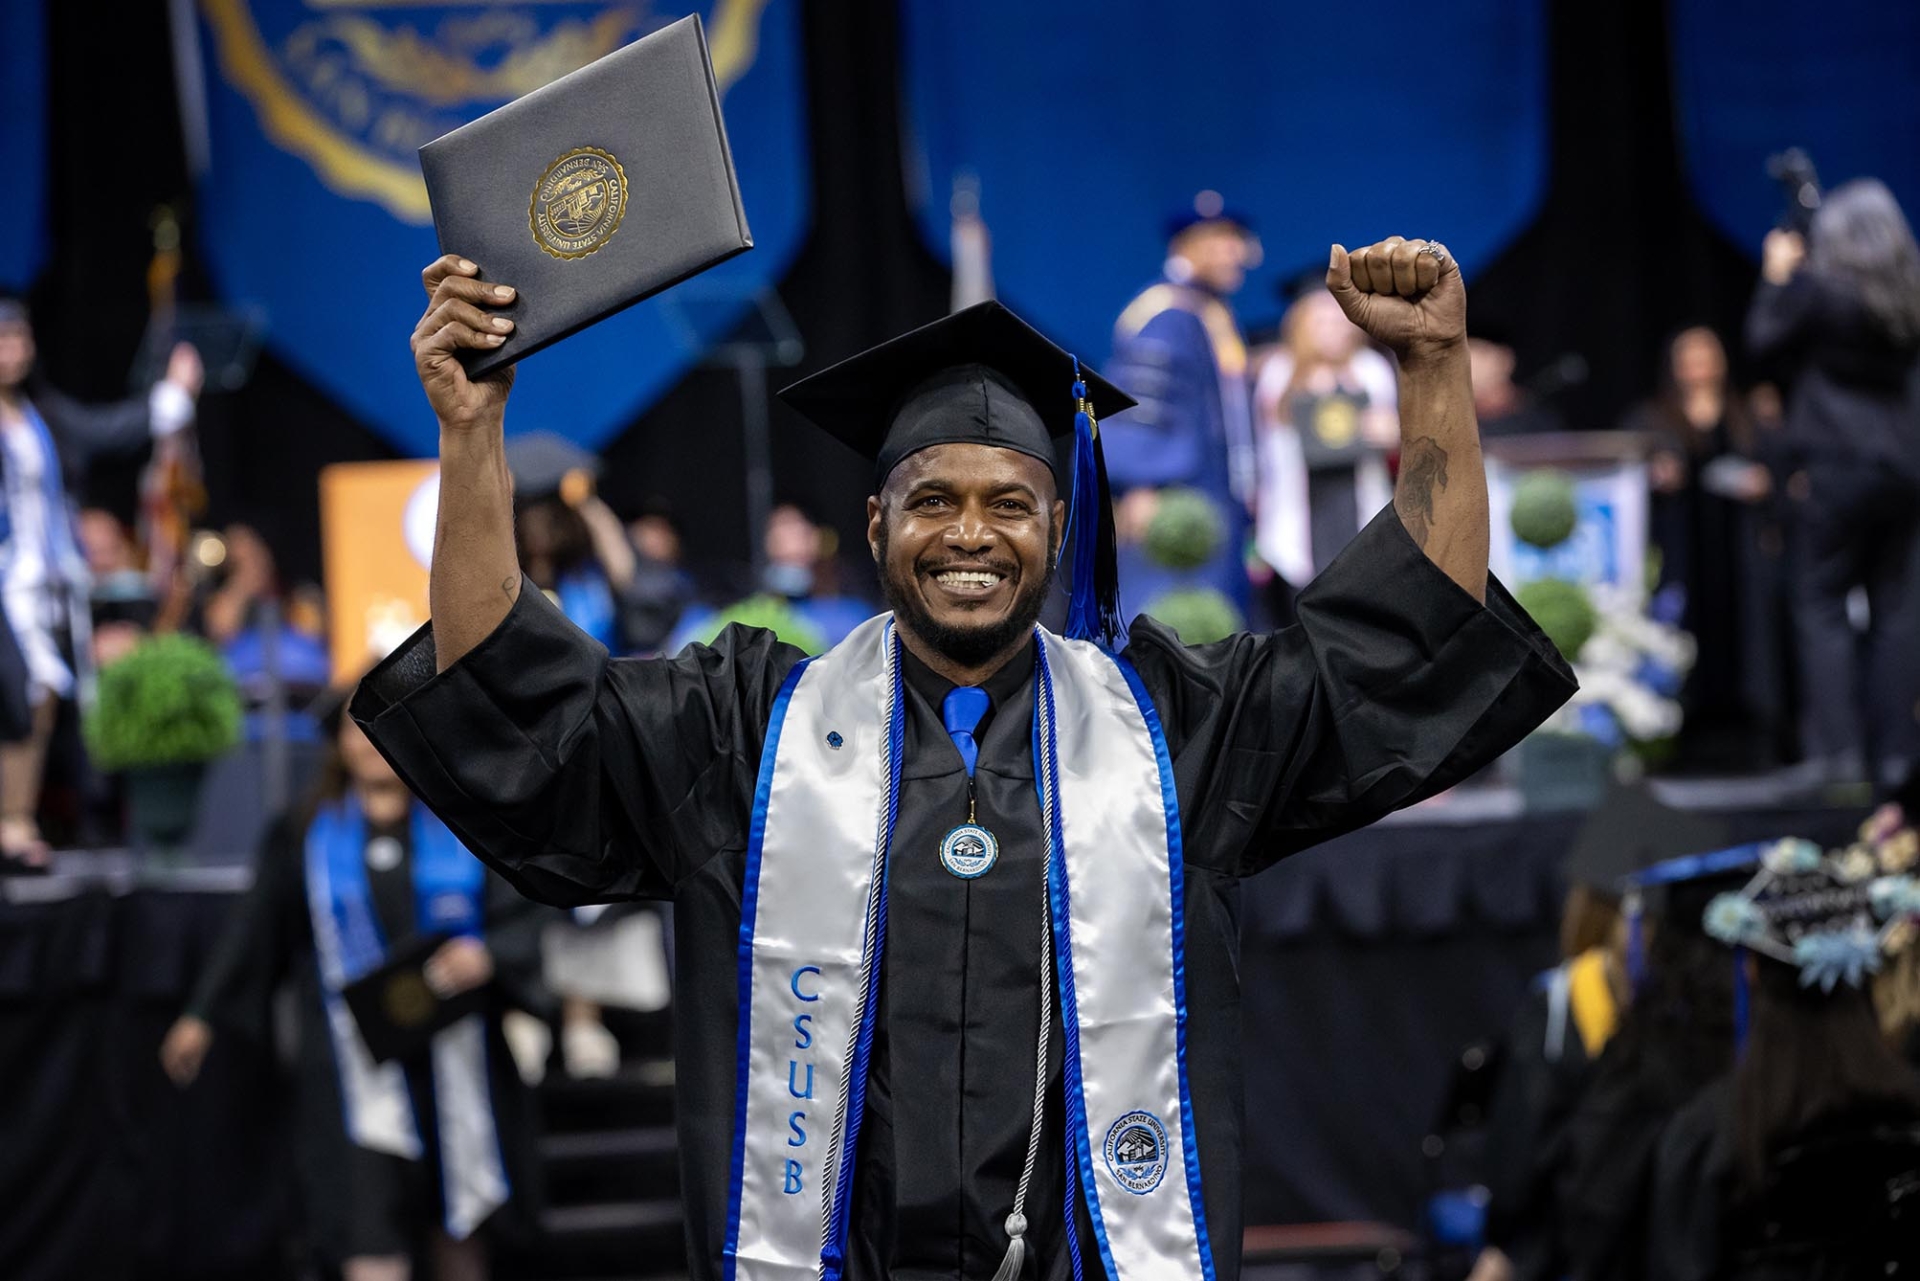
991, 1213, 1028, 1281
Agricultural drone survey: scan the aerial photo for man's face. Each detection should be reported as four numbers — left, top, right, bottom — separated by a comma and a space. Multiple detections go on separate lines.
0, 320, 35, 391
867, 443, 1065, 669
1173, 224, 1254, 296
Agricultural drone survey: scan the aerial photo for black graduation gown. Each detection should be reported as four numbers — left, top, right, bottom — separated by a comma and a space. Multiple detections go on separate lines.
186, 809, 548, 1264
1649, 1079, 1920, 1281
1482, 977, 1601, 1281
353, 506, 1576, 1280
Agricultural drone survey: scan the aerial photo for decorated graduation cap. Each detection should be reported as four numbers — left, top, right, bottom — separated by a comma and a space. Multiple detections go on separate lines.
778, 300, 1135, 647
1703, 835, 1920, 996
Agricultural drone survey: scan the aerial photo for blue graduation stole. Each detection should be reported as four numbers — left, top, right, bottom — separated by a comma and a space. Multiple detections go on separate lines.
722, 614, 1216, 1281
304, 796, 509, 1239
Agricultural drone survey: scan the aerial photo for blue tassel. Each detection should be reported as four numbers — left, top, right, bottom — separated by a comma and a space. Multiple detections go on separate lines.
1625, 893, 1647, 992
1732, 947, 1749, 1055
1063, 358, 1121, 647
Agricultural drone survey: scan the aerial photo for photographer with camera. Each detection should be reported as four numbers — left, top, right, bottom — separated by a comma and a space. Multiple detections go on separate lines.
1747, 178, 1920, 791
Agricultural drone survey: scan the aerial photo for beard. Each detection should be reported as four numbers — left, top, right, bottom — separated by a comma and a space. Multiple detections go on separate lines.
876, 521, 1054, 669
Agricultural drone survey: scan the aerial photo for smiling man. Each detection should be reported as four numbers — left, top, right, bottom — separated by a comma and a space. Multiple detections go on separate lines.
354, 238, 1575, 1281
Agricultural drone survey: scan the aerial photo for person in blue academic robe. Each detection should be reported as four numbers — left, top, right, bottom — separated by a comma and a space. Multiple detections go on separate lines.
1102, 196, 1261, 624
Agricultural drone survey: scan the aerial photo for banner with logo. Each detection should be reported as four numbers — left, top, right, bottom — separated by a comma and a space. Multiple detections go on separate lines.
1669, 0, 1920, 251
0, 0, 49, 289
194, 0, 809, 456
900, 0, 1548, 362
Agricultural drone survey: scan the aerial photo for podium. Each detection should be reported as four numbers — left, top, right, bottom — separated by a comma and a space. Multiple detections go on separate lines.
1484, 432, 1658, 599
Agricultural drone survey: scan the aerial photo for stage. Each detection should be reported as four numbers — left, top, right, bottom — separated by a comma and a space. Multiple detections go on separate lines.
0, 780, 1868, 1279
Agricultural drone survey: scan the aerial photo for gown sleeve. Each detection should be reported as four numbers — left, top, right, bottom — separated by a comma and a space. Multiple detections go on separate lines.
351, 583, 804, 906
1102, 307, 1215, 490
1129, 504, 1577, 877
183, 815, 306, 1040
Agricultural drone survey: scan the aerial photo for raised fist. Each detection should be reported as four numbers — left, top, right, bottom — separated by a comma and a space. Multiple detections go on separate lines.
1327, 236, 1466, 360
412, 254, 518, 433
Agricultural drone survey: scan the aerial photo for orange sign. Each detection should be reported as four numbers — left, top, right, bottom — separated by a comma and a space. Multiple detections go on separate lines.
319, 460, 440, 683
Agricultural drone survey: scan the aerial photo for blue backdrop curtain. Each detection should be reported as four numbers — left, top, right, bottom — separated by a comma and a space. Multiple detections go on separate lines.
189, 0, 811, 457
1669, 0, 1920, 252
0, 0, 50, 290
899, 0, 1550, 359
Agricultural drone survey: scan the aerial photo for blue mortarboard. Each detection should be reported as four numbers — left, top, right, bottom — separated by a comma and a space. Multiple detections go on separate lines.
777, 301, 1135, 647
1165, 189, 1257, 242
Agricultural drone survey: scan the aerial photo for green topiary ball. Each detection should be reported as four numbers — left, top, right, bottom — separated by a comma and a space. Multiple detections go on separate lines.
1514, 577, 1598, 661
83, 633, 243, 771
1141, 587, 1244, 645
1510, 469, 1579, 550
698, 594, 829, 656
1144, 487, 1228, 570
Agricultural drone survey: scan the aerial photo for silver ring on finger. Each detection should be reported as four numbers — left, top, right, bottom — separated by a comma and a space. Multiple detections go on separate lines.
1418, 239, 1450, 263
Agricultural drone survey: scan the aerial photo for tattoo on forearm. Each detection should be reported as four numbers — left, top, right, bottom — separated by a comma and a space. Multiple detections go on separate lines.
1395, 436, 1450, 549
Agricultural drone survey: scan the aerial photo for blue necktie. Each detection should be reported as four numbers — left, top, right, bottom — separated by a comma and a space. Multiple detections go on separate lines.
942, 686, 991, 779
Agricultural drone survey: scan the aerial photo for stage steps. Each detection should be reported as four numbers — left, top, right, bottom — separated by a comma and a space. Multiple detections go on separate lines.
512, 1046, 687, 1281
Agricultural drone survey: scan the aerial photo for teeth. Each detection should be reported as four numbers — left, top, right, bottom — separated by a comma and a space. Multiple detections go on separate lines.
936, 571, 1002, 588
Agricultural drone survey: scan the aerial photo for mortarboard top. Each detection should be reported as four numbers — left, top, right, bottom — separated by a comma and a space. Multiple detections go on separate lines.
776, 301, 1133, 489
1165, 189, 1257, 242
1563, 779, 1731, 895
505, 431, 602, 503
777, 300, 1135, 647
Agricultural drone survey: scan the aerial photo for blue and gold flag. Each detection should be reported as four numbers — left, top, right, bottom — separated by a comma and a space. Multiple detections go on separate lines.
193, 0, 808, 454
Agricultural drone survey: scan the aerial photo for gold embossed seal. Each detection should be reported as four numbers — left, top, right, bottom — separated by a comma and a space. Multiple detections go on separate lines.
530, 147, 628, 260
383, 970, 438, 1028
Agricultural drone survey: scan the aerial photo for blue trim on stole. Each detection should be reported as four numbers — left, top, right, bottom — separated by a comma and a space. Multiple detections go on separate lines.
820, 631, 907, 1279
724, 657, 812, 1280
1114, 655, 1218, 1281
1034, 641, 1117, 1281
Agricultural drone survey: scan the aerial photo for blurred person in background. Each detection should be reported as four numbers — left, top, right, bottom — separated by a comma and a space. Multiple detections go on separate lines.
508, 432, 683, 656
1476, 788, 1729, 1281
1747, 178, 1920, 789
1649, 837, 1920, 1281
622, 499, 697, 654
1553, 852, 1749, 1281
670, 501, 875, 653
0, 294, 201, 867
197, 523, 333, 735
160, 701, 548, 1281
1104, 192, 1261, 620
1251, 285, 1399, 596
1471, 322, 1568, 439
1625, 328, 1780, 768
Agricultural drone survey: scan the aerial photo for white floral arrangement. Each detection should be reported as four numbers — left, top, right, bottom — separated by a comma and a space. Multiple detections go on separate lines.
1538, 583, 1698, 752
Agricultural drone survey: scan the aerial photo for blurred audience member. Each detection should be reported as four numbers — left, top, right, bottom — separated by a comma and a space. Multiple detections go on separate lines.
1649, 839, 1920, 1281
668, 502, 875, 655
759, 501, 871, 645
1625, 329, 1780, 767
1104, 192, 1260, 618
1471, 324, 1568, 439
1251, 287, 1398, 592
508, 432, 682, 656
161, 703, 548, 1280
1748, 179, 1920, 788
1479, 787, 1729, 1281
0, 295, 201, 866
1554, 854, 1746, 1281
197, 524, 331, 732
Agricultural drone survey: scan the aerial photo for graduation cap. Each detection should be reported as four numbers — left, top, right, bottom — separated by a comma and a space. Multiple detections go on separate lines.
505, 431, 602, 504
778, 300, 1135, 646
1563, 779, 1731, 898
1165, 189, 1257, 242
